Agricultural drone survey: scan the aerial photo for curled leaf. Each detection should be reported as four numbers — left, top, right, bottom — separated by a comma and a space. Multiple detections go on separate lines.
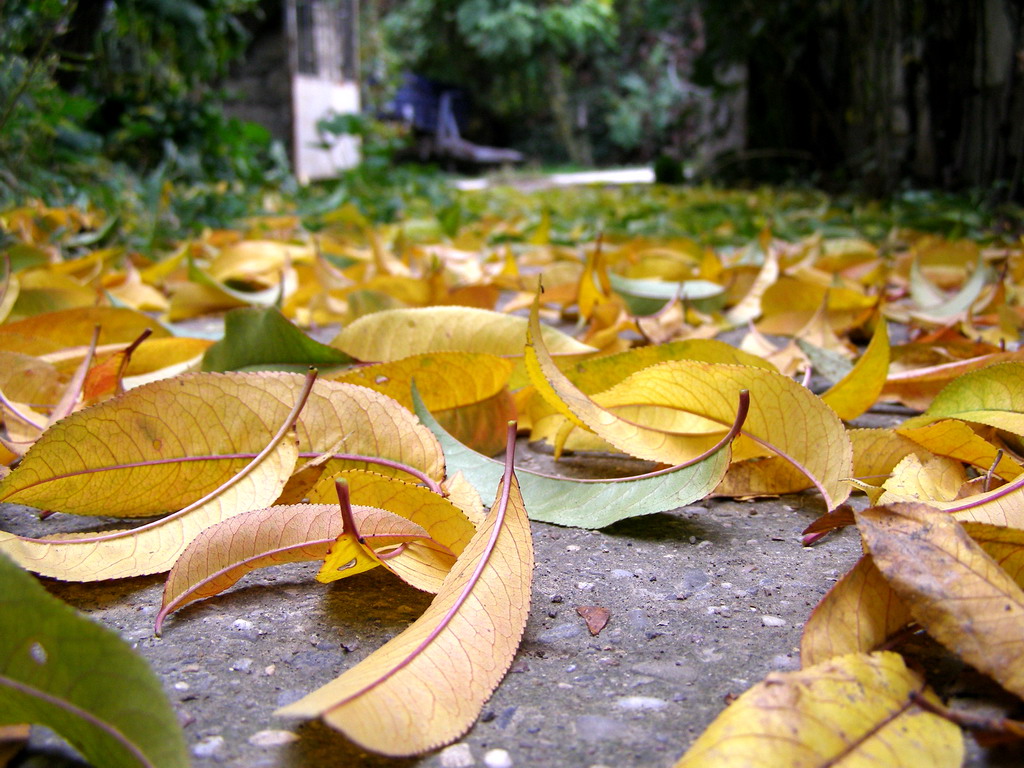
415, 385, 743, 528
0, 374, 310, 581
800, 555, 912, 667
156, 502, 431, 633
277, 423, 533, 756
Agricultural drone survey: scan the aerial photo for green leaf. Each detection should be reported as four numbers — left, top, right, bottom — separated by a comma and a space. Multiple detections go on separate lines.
413, 386, 732, 528
0, 553, 188, 768
607, 273, 725, 315
202, 307, 353, 372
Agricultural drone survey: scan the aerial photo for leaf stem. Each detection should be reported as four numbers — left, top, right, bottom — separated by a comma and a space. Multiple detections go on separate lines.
909, 690, 1024, 739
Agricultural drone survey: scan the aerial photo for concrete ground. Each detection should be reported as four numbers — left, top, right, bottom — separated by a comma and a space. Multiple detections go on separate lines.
5, 442, 1021, 768
4, 310, 1022, 767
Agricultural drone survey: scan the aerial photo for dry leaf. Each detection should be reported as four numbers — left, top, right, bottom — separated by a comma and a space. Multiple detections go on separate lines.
0, 375, 310, 580
576, 605, 610, 636
277, 424, 533, 756
674, 651, 962, 767
800, 555, 912, 667
156, 502, 432, 632
857, 502, 1024, 699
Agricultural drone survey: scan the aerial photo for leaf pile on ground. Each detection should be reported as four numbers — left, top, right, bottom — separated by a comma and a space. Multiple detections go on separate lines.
2, 185, 1024, 764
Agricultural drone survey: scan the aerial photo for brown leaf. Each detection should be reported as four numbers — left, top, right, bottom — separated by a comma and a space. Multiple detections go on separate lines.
857, 502, 1024, 699
576, 605, 610, 636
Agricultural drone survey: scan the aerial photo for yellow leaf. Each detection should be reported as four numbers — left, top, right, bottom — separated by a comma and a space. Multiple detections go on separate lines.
881, 351, 1024, 411
591, 362, 852, 510
878, 453, 967, 504
308, 470, 474, 593
849, 428, 926, 495
0, 307, 170, 356
328, 352, 514, 413
858, 502, 1024, 699
8, 269, 97, 319
0, 376, 308, 580
332, 306, 595, 362
0, 373, 444, 517
277, 426, 533, 756
820, 315, 889, 420
898, 419, 1022, 480
800, 555, 912, 667
313, 479, 448, 592
724, 246, 779, 325
901, 361, 1024, 436
156, 502, 430, 632
758, 278, 876, 336
713, 456, 820, 499
674, 651, 962, 767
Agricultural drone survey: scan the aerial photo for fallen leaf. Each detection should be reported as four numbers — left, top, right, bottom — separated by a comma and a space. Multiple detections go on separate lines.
900, 361, 1024, 436
0, 307, 169, 356
0, 372, 444, 517
0, 552, 188, 767
857, 502, 1024, 699
674, 651, 962, 767
819, 314, 890, 420
898, 419, 1022, 480
878, 453, 967, 504
156, 502, 433, 633
576, 605, 610, 636
800, 555, 912, 667
589, 362, 852, 510
0, 374, 307, 580
881, 351, 1024, 410
415, 385, 741, 528
276, 423, 533, 756
332, 305, 595, 361
201, 307, 352, 372
307, 469, 475, 559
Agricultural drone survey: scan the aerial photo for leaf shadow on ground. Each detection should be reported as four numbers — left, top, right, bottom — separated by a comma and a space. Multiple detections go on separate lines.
285, 719, 420, 768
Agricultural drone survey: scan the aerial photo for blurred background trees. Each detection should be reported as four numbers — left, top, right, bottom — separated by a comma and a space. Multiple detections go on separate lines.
2, 0, 1022, 210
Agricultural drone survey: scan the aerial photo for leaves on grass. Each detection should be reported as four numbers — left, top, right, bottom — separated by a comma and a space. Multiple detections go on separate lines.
674, 651, 962, 767
277, 424, 533, 756
0, 553, 188, 767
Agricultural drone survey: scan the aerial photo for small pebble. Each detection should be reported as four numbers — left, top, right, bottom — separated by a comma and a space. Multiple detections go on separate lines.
611, 569, 634, 580
230, 657, 253, 672
192, 735, 225, 759
231, 619, 254, 632
248, 729, 298, 747
439, 743, 474, 768
173, 681, 189, 691
484, 748, 513, 768
263, 665, 276, 676
616, 696, 668, 712
762, 615, 787, 627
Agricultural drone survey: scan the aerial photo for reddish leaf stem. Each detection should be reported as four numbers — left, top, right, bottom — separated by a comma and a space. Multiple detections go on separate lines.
909, 690, 1024, 739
